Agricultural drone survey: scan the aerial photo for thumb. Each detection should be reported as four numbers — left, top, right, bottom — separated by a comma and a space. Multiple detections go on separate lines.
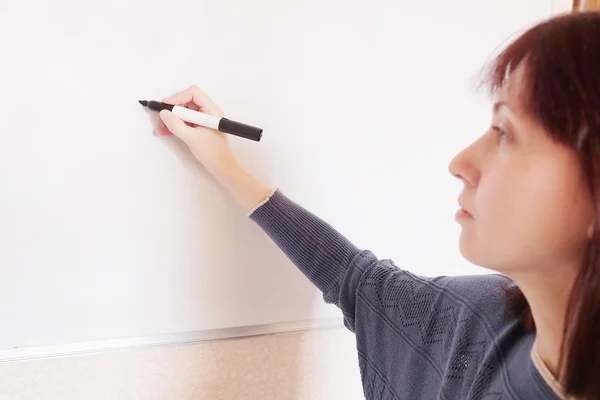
159, 110, 193, 141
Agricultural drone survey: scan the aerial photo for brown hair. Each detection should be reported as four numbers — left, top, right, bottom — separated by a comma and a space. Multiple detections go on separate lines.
483, 11, 600, 399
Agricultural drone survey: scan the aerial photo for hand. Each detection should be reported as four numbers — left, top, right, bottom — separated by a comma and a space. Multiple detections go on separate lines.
156, 85, 236, 175
156, 85, 273, 212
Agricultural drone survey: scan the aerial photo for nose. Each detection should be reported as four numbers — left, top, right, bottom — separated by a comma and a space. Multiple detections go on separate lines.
448, 145, 480, 188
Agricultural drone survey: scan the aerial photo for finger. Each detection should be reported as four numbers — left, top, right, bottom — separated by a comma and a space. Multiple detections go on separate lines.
159, 110, 193, 141
162, 85, 221, 114
182, 101, 200, 112
162, 85, 210, 105
154, 126, 172, 136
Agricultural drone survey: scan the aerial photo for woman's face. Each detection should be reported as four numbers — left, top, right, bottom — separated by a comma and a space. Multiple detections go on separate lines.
449, 63, 595, 273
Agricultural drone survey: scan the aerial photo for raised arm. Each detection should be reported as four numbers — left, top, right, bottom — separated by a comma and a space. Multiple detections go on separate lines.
156, 85, 377, 329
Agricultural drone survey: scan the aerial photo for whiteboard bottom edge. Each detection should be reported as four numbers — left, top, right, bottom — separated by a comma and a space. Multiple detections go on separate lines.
0, 317, 345, 363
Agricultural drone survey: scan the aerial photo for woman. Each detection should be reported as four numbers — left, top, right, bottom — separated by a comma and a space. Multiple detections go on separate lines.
155, 11, 600, 400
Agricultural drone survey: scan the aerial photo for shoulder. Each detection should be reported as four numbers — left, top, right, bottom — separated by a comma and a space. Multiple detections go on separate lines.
440, 272, 517, 327
356, 260, 517, 334
352, 261, 522, 397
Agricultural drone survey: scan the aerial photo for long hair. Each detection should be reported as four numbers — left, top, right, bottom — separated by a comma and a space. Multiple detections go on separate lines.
482, 11, 600, 399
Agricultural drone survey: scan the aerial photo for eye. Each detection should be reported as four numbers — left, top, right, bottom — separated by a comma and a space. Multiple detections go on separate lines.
493, 126, 510, 142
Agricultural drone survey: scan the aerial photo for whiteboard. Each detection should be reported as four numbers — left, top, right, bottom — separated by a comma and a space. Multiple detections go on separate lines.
0, 0, 550, 357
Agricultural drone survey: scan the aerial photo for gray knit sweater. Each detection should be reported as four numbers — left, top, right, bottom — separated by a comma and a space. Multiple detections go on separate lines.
250, 190, 561, 400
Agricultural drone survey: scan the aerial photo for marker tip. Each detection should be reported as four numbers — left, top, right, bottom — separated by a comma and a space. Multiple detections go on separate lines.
138, 100, 148, 106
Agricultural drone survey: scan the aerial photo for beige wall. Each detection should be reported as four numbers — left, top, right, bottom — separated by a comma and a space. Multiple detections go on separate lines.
0, 327, 363, 400
554, 0, 574, 12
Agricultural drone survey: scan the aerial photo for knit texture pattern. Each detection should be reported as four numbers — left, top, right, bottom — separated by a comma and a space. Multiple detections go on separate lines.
250, 190, 561, 400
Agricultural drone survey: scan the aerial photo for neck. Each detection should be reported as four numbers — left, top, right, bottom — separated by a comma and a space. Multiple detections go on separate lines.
508, 263, 579, 381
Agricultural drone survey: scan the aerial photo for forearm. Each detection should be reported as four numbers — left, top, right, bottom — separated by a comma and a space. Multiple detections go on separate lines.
213, 159, 273, 213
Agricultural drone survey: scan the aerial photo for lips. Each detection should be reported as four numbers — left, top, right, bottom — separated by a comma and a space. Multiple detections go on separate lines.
457, 197, 473, 219
455, 208, 472, 219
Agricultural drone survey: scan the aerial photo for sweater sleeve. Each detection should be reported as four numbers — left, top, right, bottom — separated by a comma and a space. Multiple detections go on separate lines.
249, 189, 379, 331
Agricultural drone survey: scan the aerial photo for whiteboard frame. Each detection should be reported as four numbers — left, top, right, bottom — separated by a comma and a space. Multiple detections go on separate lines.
0, 318, 344, 363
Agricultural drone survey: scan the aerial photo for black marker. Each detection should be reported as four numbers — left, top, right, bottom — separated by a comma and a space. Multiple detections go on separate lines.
139, 100, 262, 142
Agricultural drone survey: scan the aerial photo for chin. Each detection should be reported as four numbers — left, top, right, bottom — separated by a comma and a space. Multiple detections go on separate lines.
458, 231, 486, 267
458, 232, 514, 273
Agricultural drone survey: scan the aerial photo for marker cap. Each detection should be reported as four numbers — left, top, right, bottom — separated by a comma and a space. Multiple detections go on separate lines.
219, 118, 262, 141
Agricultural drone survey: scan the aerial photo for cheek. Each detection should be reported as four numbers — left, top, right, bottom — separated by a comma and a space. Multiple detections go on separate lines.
456, 168, 522, 267
472, 170, 528, 262
471, 163, 593, 267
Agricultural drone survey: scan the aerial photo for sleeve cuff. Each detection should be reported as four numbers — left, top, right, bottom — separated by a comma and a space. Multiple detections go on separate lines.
247, 188, 278, 217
